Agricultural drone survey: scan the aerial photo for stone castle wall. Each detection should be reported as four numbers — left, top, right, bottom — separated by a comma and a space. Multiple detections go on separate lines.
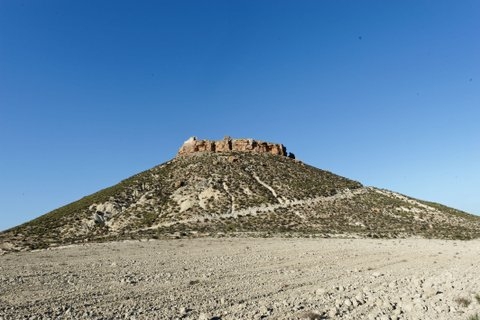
177, 136, 287, 157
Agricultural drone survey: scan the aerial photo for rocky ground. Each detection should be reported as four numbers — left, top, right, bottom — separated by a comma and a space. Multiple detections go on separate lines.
1, 237, 479, 320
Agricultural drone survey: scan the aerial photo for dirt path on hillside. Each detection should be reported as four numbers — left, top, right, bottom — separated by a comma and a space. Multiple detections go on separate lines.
1, 238, 479, 319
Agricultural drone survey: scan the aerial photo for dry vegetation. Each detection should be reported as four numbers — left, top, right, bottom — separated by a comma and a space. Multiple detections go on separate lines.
1, 152, 479, 252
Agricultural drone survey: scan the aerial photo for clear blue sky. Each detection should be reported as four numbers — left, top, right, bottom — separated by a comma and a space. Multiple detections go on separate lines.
1, 1, 479, 231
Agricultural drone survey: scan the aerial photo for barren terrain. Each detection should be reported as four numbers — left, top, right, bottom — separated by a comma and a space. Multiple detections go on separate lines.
1, 237, 480, 319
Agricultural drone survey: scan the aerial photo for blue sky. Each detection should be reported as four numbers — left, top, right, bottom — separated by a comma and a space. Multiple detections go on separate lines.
1, 1, 479, 231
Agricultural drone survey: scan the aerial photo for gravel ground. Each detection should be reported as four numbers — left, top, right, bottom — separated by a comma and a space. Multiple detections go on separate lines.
1, 237, 479, 320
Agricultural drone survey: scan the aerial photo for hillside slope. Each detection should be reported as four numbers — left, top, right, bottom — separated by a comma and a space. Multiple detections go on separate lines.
1, 152, 479, 252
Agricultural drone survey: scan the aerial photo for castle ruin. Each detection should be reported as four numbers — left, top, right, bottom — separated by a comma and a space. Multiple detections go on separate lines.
177, 136, 289, 157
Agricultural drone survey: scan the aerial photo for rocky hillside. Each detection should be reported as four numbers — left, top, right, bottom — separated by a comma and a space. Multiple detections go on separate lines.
1, 144, 479, 252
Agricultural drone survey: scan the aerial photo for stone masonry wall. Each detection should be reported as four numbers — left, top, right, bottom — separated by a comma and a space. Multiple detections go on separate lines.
177, 136, 287, 157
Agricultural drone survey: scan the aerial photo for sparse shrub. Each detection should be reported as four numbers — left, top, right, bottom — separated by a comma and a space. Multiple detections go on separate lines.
468, 314, 480, 320
476, 293, 480, 303
296, 311, 323, 320
456, 297, 471, 307
188, 279, 200, 285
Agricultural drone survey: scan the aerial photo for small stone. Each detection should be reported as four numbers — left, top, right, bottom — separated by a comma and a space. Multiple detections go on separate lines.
344, 298, 353, 307
298, 311, 323, 320
393, 308, 402, 316
328, 308, 338, 318
174, 181, 185, 188
355, 294, 365, 305
423, 287, 438, 298
315, 288, 326, 296
404, 303, 414, 312
227, 156, 239, 163
335, 299, 342, 308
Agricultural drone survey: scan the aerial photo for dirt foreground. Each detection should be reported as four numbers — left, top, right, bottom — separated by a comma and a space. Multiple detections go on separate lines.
1, 237, 479, 320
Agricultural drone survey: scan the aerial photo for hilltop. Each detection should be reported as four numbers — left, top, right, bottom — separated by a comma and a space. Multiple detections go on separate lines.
1, 137, 479, 252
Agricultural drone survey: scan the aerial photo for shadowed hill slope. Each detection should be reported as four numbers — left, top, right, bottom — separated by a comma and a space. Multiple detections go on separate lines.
1, 152, 479, 252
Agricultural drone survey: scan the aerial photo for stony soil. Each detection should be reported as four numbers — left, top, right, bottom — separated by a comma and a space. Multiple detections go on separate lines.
1, 238, 479, 320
